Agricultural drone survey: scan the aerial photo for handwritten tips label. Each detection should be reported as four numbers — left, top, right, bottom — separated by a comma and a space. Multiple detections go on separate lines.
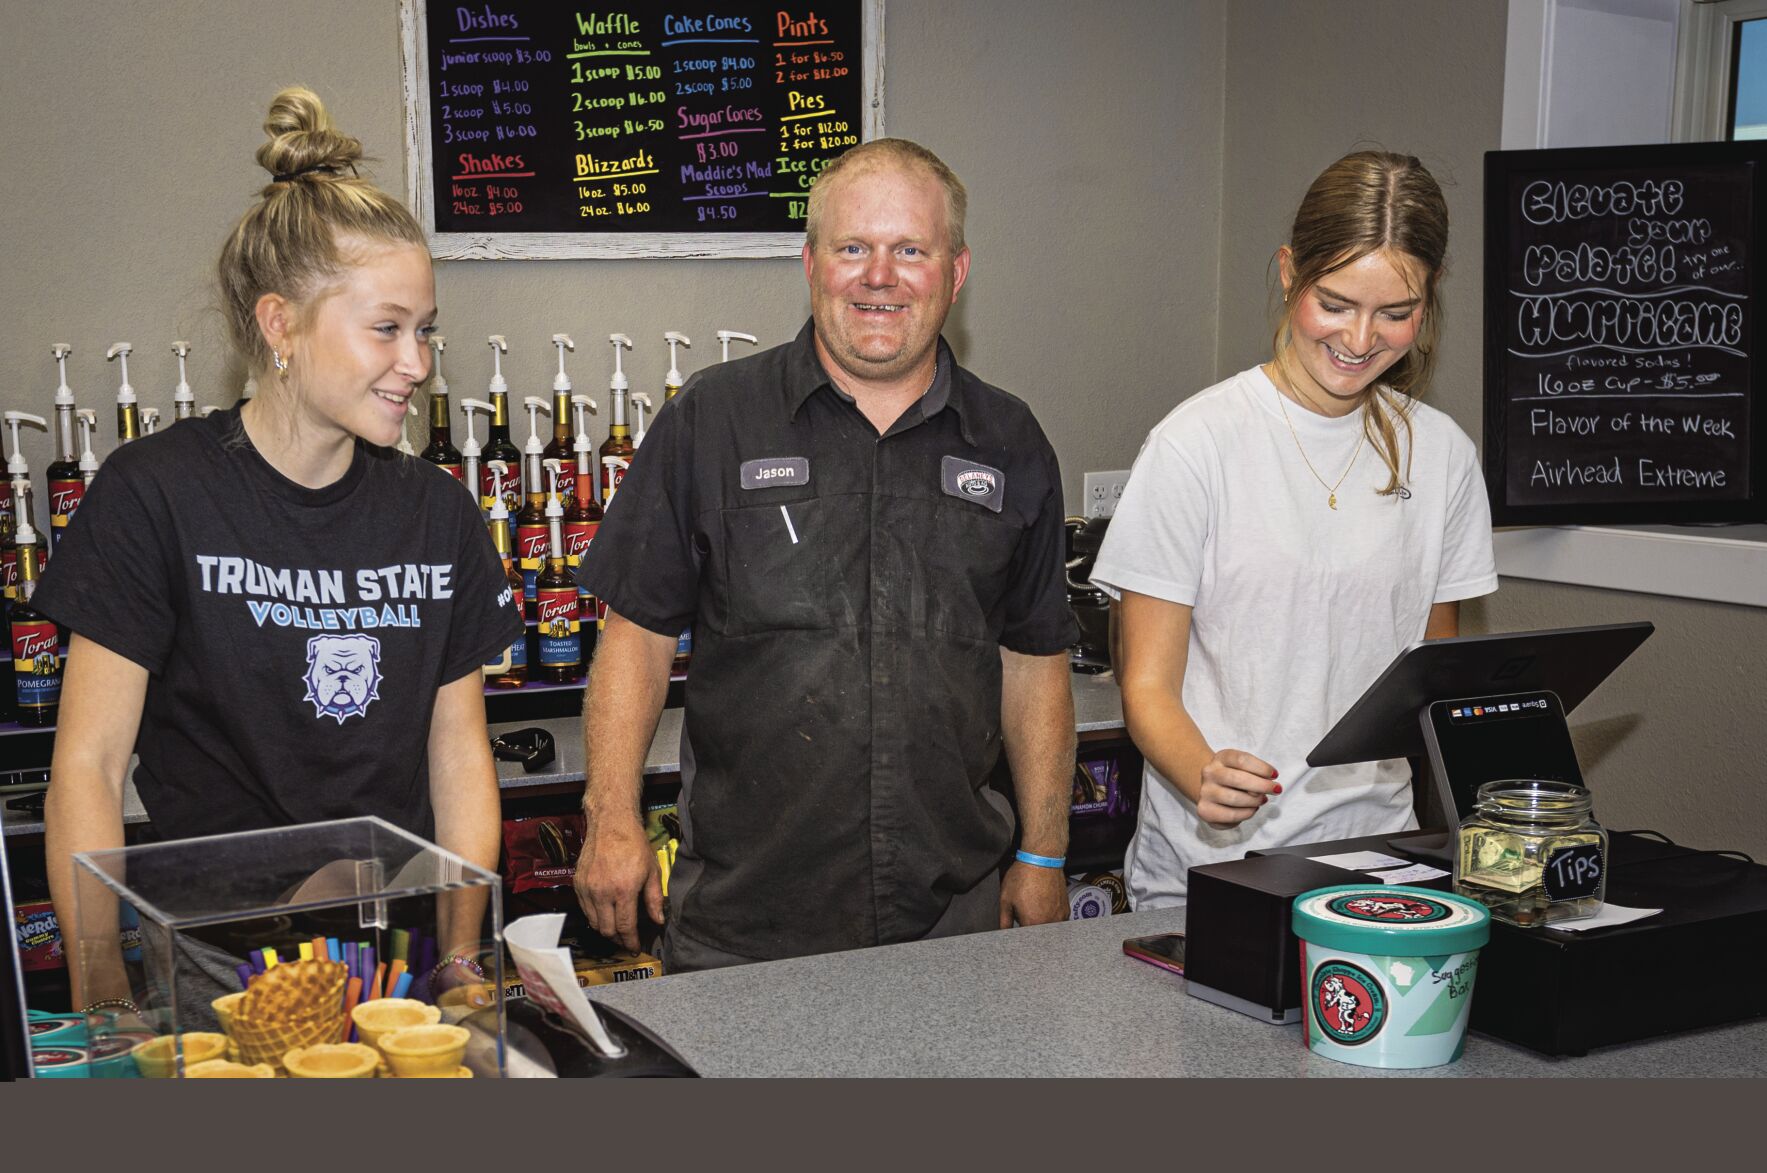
1497, 160, 1755, 515
423, 1, 867, 235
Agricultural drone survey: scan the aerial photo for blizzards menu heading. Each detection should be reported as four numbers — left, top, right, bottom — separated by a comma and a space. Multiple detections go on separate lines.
1485, 144, 1767, 525
422, 2, 867, 237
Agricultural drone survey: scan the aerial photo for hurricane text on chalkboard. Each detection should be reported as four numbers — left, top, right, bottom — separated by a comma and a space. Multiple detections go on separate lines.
1484, 144, 1767, 526
400, 1, 883, 259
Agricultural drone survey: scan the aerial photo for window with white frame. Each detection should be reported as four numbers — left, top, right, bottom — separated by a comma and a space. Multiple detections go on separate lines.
1673, 0, 1767, 140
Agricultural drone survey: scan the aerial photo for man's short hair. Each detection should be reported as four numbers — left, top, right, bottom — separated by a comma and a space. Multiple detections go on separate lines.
804, 138, 968, 253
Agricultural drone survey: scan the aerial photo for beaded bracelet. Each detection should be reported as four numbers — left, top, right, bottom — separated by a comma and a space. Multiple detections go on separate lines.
80, 998, 139, 1016
432, 954, 486, 980
1014, 849, 1067, 869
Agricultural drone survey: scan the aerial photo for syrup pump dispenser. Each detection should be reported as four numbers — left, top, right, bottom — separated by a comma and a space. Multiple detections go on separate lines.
630, 394, 652, 448
663, 331, 691, 399
545, 335, 578, 507
107, 343, 140, 443
171, 342, 195, 421
76, 411, 99, 488
460, 398, 492, 511
717, 330, 758, 362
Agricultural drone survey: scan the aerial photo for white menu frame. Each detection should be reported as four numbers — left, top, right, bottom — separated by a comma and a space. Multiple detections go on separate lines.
399, 0, 886, 259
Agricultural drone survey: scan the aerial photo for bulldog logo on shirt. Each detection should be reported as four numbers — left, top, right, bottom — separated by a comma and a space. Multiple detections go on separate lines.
303, 633, 383, 724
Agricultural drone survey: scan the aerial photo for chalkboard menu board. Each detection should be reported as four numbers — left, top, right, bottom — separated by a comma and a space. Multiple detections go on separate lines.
398, 0, 883, 259
1485, 143, 1767, 526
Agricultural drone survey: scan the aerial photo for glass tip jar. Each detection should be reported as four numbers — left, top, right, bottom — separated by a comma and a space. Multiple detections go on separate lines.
1453, 779, 1607, 929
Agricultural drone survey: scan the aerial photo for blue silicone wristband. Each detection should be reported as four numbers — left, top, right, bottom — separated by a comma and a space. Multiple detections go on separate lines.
1015, 849, 1066, 869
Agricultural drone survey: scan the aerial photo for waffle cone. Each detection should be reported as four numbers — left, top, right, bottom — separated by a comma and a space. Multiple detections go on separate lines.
230, 959, 349, 1070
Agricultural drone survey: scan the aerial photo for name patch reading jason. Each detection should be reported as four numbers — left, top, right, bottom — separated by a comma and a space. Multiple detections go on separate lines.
740, 457, 811, 490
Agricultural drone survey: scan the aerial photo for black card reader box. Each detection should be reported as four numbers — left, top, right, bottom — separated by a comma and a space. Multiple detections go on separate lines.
1182, 854, 1365, 1024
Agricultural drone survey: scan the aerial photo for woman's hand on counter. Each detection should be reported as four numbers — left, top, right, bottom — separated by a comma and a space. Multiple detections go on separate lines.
574, 820, 664, 953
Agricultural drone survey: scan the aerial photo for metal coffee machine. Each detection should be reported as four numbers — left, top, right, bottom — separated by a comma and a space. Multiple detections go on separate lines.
1065, 516, 1112, 674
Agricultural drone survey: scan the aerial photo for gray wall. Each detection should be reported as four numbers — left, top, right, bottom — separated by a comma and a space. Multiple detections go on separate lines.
2, 1, 1761, 858
0, 0, 1220, 518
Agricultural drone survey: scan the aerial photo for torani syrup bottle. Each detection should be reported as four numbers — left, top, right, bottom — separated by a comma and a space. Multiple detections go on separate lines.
420, 336, 464, 482
3, 413, 50, 602
9, 487, 60, 726
536, 460, 585, 682
107, 343, 140, 444
46, 346, 80, 553
482, 461, 527, 690
543, 335, 579, 509
599, 334, 635, 506
515, 398, 551, 621
482, 336, 522, 513
565, 395, 602, 631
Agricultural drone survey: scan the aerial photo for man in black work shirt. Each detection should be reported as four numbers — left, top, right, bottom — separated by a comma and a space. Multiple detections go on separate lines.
573, 138, 1079, 971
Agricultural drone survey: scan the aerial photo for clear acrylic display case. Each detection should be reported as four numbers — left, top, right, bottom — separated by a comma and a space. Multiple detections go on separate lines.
71, 816, 505, 1078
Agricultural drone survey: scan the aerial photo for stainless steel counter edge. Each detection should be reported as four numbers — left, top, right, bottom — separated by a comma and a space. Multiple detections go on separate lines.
2, 673, 1127, 838
579, 905, 1767, 1077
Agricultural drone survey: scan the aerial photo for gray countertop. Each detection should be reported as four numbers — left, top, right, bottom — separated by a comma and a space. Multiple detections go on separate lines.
582, 905, 1767, 1077
1, 673, 1127, 837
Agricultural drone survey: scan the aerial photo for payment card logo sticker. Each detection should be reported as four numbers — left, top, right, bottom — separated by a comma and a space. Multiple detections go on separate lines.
1312, 961, 1386, 1046
303, 633, 383, 724
1327, 893, 1453, 924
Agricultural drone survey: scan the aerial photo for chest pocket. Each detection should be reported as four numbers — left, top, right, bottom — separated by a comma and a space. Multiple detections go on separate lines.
717, 494, 868, 636
877, 495, 1026, 642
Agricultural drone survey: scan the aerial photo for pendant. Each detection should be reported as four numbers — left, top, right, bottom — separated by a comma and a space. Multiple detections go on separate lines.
1328, 493, 1338, 510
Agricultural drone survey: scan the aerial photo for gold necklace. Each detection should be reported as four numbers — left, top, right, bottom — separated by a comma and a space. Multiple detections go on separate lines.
1267, 365, 1366, 510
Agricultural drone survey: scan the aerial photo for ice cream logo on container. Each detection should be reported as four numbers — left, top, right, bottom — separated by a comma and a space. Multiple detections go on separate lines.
1309, 960, 1386, 1046
1326, 893, 1453, 924
1293, 886, 1491, 1070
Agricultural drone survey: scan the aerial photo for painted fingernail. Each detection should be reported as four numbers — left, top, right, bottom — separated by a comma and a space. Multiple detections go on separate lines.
1271, 784, 1283, 795
1271, 769, 1280, 779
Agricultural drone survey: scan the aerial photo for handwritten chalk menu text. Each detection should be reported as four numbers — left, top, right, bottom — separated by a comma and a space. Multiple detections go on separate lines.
417, 2, 870, 244
1485, 144, 1767, 525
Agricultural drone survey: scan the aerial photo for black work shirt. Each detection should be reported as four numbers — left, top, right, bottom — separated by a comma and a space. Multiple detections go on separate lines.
579, 320, 1077, 962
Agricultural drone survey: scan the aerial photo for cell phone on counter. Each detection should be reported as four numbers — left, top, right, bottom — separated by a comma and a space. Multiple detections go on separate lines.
1122, 932, 1185, 975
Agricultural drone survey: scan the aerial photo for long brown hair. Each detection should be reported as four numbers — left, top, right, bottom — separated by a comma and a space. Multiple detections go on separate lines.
1273, 151, 1448, 495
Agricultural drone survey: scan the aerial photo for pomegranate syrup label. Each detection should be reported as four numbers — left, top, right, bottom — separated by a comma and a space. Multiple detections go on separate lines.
12, 619, 63, 709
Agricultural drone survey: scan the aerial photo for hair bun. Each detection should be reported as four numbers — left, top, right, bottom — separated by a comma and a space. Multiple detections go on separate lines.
255, 86, 364, 185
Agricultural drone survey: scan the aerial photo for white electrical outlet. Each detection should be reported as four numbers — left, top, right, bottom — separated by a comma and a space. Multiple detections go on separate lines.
1083, 470, 1131, 519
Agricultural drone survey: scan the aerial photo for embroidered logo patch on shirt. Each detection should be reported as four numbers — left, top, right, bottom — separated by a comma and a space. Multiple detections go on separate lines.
740, 457, 810, 490
941, 455, 1004, 513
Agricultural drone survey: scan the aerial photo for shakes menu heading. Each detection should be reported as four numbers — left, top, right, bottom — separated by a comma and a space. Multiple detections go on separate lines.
400, 1, 881, 258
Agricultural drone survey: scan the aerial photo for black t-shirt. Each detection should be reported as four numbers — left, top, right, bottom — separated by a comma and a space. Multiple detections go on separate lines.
580, 321, 1078, 961
34, 407, 523, 841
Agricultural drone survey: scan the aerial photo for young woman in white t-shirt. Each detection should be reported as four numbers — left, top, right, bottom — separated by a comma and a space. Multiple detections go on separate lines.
1090, 151, 1497, 908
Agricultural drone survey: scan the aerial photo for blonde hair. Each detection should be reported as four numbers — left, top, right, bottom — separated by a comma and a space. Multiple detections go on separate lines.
1273, 151, 1448, 495
217, 87, 427, 373
805, 138, 968, 253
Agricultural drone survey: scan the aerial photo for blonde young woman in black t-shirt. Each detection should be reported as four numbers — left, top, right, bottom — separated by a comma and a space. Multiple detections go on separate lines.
39, 89, 522, 1015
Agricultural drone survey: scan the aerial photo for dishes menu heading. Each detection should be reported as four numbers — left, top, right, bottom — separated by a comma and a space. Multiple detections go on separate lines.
1492, 156, 1758, 521
424, 2, 866, 235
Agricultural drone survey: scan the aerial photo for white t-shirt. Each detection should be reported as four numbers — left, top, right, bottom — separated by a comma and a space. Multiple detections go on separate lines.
1090, 366, 1498, 907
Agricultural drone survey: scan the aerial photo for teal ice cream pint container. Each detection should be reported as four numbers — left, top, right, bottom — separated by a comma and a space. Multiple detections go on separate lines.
1292, 886, 1491, 1070
27, 1010, 88, 1048
30, 1046, 90, 1077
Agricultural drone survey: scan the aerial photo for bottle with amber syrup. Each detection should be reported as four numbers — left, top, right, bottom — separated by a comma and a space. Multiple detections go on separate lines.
481, 336, 522, 514
544, 335, 579, 510
9, 483, 61, 726
536, 460, 585, 682
598, 334, 635, 506
482, 461, 527, 689
420, 335, 463, 482
565, 395, 602, 636
107, 343, 140, 445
